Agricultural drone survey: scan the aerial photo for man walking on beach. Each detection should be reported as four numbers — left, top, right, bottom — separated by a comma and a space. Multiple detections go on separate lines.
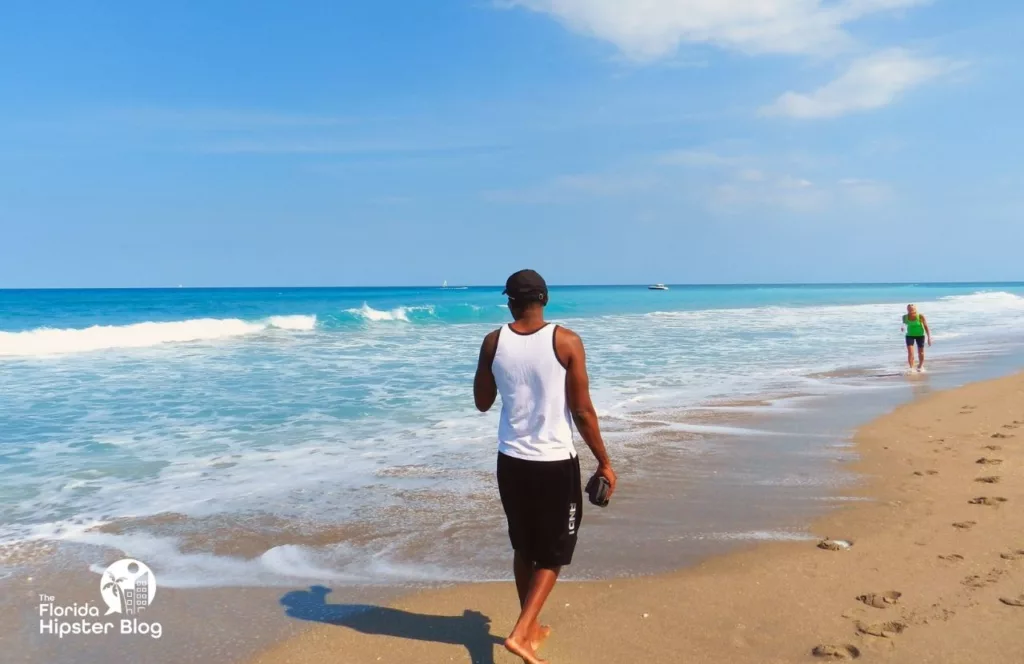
474, 269, 617, 664
902, 304, 932, 371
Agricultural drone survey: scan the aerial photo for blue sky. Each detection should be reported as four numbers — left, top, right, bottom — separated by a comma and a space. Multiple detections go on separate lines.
2, 0, 1022, 287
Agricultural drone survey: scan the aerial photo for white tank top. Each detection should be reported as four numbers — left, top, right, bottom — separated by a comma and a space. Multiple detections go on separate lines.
493, 323, 576, 461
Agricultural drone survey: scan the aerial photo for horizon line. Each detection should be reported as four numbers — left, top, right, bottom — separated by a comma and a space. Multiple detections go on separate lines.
2, 280, 1022, 292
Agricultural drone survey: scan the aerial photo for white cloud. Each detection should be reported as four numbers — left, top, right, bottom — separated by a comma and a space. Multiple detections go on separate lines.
710, 173, 891, 213
486, 148, 893, 212
659, 148, 891, 212
838, 177, 893, 204
501, 0, 929, 60
760, 49, 955, 119
708, 168, 828, 213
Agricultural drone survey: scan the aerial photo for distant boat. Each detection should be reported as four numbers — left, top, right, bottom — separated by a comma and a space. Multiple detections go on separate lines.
442, 280, 447, 288
648, 284, 669, 291
440, 280, 466, 291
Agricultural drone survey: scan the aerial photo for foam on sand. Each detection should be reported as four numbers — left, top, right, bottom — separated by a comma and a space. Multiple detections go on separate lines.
72, 529, 462, 588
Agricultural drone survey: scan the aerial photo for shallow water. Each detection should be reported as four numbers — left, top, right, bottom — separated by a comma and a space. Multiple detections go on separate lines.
2, 283, 1023, 586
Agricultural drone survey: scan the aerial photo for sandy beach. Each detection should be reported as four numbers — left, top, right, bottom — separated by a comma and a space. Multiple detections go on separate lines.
247, 372, 1024, 664
5, 0, 1022, 660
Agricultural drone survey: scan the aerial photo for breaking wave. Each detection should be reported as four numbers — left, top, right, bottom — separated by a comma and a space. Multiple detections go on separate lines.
0, 315, 317, 357
937, 291, 1024, 306
344, 303, 436, 322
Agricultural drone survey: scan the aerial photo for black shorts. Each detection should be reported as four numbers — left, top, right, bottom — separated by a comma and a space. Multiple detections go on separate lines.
496, 453, 583, 568
906, 336, 925, 349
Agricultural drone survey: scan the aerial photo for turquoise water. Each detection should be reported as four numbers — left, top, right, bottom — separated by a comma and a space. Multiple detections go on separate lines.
2, 283, 1024, 585
4, 283, 1023, 331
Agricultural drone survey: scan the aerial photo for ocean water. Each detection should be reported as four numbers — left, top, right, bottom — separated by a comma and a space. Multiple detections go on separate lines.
2, 283, 1024, 587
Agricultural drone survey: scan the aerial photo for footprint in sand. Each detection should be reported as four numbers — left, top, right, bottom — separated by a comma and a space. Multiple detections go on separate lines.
857, 591, 902, 609
963, 575, 993, 589
991, 433, 1014, 439
969, 497, 1008, 506
953, 521, 977, 530
1000, 595, 1024, 607
976, 458, 1003, 465
913, 470, 939, 476
983, 445, 1003, 451
939, 553, 965, 562
812, 644, 861, 660
976, 476, 1001, 483
855, 621, 906, 638
1003, 424, 1020, 430
1000, 550, 1024, 561
817, 539, 853, 551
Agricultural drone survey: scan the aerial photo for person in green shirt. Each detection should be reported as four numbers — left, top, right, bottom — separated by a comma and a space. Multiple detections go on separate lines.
901, 304, 932, 371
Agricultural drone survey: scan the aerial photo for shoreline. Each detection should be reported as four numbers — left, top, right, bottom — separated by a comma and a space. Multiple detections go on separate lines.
246, 371, 1024, 664
3, 356, 1022, 663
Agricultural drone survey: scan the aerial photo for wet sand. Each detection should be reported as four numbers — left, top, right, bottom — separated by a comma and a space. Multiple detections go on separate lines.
247, 372, 1024, 663
4, 363, 1023, 663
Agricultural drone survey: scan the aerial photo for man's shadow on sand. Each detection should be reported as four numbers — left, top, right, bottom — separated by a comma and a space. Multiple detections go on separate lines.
280, 585, 504, 664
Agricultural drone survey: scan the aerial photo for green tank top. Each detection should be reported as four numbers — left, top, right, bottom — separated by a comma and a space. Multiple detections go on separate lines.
904, 314, 925, 337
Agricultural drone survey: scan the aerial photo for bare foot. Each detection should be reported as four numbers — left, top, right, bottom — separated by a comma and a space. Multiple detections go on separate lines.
505, 635, 548, 664
531, 624, 552, 651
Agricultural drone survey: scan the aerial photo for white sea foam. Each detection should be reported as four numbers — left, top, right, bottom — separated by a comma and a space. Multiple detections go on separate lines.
0, 315, 317, 357
5, 286, 1024, 585
688, 530, 816, 542
938, 291, 1024, 305
72, 531, 457, 588
646, 422, 786, 437
646, 291, 1024, 324
267, 315, 317, 331
348, 303, 410, 322
346, 303, 434, 322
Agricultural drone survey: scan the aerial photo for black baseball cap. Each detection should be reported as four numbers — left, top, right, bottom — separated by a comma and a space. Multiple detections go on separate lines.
503, 269, 548, 304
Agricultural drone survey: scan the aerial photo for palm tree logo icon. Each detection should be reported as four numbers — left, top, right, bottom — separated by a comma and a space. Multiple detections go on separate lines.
100, 559, 157, 615
102, 571, 129, 613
